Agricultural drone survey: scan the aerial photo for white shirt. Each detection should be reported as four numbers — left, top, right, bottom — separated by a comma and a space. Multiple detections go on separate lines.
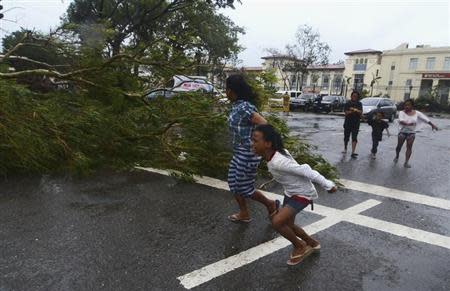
267, 150, 335, 200
398, 110, 430, 133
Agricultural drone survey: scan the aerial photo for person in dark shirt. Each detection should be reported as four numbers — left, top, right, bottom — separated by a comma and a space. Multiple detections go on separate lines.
343, 91, 363, 158
368, 111, 390, 159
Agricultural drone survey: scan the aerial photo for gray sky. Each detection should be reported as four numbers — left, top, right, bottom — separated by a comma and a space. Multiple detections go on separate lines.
1, 0, 449, 66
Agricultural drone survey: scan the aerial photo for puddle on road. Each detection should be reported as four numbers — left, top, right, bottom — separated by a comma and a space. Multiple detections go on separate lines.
69, 189, 128, 216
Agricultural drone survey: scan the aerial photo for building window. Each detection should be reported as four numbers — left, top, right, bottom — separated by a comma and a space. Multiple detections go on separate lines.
355, 59, 359, 64
376, 69, 379, 76
334, 75, 342, 87
409, 58, 418, 70
364, 59, 368, 64
354, 74, 364, 91
322, 74, 330, 89
391, 65, 395, 70
444, 57, 450, 70
426, 57, 436, 70
405, 79, 412, 91
388, 81, 393, 85
404, 80, 413, 100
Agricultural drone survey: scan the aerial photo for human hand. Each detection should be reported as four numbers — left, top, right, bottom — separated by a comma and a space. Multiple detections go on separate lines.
432, 124, 438, 131
328, 186, 337, 193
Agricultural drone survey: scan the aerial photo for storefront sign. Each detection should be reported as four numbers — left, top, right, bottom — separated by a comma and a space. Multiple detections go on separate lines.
422, 73, 450, 79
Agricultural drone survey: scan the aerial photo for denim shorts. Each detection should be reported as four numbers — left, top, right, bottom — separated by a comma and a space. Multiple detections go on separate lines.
398, 132, 416, 140
283, 195, 310, 214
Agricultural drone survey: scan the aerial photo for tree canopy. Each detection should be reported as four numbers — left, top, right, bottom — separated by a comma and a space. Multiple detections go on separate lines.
0, 2, 339, 181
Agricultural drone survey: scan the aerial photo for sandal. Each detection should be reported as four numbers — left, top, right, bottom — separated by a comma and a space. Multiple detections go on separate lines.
311, 243, 321, 252
287, 246, 314, 266
228, 214, 252, 223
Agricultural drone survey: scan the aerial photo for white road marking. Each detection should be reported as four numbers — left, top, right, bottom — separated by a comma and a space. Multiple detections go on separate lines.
136, 167, 450, 289
346, 214, 450, 251
341, 179, 450, 211
177, 200, 381, 290
136, 167, 450, 211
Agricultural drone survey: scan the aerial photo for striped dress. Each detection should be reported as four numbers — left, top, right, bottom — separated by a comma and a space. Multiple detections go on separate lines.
227, 100, 261, 198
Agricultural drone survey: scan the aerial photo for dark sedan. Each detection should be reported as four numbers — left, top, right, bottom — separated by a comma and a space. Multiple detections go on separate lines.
313, 95, 346, 113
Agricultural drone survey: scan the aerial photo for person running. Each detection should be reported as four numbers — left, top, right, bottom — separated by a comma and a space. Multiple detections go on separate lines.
368, 110, 390, 159
394, 99, 438, 168
226, 74, 279, 223
251, 124, 337, 266
343, 91, 363, 158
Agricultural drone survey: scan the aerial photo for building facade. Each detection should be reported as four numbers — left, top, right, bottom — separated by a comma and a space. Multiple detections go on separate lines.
342, 49, 383, 98
378, 43, 450, 103
261, 55, 345, 94
304, 64, 345, 95
256, 43, 450, 104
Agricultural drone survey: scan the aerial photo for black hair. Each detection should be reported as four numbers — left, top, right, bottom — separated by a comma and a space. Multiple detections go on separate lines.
375, 110, 385, 117
254, 124, 288, 156
404, 98, 415, 107
226, 74, 257, 104
350, 91, 361, 99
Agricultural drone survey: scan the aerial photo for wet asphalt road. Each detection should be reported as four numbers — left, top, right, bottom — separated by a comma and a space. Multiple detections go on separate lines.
1, 112, 450, 291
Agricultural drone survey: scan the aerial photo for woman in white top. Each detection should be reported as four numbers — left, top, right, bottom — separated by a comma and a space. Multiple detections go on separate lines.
394, 99, 438, 168
252, 124, 337, 266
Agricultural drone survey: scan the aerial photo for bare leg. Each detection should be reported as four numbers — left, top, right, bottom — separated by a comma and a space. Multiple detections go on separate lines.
288, 216, 319, 248
271, 208, 307, 256
404, 137, 415, 167
232, 195, 250, 220
251, 190, 278, 215
351, 141, 357, 154
395, 135, 406, 161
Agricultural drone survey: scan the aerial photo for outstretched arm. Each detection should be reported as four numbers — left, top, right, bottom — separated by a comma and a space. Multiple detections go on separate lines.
275, 158, 335, 190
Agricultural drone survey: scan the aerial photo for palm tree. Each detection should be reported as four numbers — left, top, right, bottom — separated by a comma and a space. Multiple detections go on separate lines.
370, 73, 382, 96
343, 76, 352, 98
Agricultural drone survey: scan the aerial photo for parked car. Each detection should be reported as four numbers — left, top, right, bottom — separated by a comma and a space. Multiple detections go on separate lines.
146, 88, 177, 100
361, 97, 397, 122
290, 93, 316, 111
146, 75, 220, 101
313, 95, 346, 113
276, 90, 302, 99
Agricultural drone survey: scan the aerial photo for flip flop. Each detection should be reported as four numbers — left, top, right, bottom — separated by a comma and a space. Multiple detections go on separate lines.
269, 200, 281, 218
228, 214, 252, 223
287, 246, 314, 266
311, 244, 321, 252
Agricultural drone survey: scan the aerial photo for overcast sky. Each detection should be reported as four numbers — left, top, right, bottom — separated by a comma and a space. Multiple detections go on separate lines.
1, 0, 449, 66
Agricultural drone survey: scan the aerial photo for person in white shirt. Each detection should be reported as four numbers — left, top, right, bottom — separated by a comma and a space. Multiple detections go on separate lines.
394, 99, 438, 168
252, 124, 337, 266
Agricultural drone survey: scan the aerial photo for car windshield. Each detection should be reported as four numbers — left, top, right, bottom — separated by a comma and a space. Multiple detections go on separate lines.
361, 98, 379, 106
322, 96, 336, 101
300, 94, 314, 100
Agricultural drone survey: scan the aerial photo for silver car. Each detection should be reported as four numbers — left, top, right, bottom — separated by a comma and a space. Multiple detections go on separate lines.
361, 97, 397, 122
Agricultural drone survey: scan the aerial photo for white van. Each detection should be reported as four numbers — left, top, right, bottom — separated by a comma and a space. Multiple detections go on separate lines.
276, 90, 302, 98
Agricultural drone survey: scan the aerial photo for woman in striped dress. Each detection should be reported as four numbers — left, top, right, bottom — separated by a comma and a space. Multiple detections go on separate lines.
226, 74, 279, 223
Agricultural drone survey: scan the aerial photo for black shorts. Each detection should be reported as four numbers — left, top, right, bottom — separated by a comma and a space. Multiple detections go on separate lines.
344, 125, 360, 142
